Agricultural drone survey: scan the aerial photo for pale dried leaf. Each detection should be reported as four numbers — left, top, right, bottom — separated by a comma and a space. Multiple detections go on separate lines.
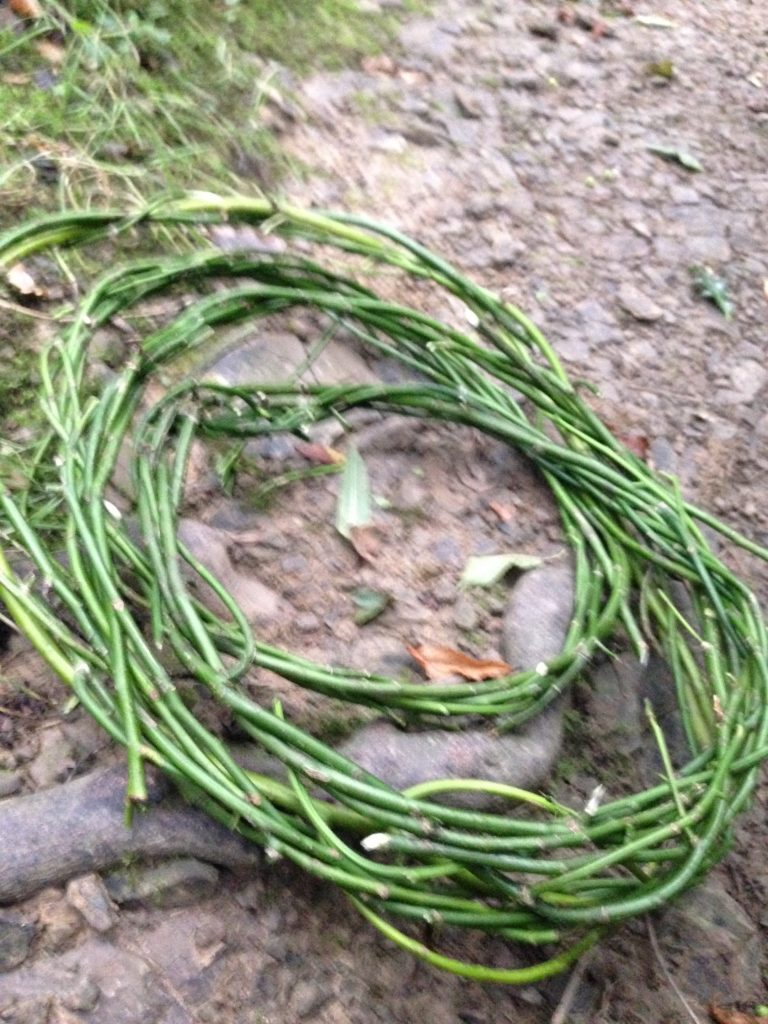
461, 552, 542, 588
407, 643, 512, 682
335, 444, 372, 539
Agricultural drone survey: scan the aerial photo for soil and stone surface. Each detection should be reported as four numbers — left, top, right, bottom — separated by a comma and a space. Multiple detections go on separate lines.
2, 1, 768, 1022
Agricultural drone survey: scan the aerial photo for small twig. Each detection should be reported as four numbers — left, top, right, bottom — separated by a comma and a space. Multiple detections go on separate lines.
0, 298, 72, 322
551, 946, 595, 1024
646, 916, 704, 1024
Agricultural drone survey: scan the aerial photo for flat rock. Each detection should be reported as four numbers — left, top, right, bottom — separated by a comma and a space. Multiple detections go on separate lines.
338, 710, 563, 798
617, 283, 664, 322
503, 562, 574, 668
104, 857, 220, 909
204, 331, 376, 388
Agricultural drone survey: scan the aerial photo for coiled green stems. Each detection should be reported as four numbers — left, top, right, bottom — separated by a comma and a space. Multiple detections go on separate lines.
0, 193, 766, 982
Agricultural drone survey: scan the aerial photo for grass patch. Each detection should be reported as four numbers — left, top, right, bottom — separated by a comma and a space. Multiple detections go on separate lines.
0, 0, 407, 218
0, 0, 412, 453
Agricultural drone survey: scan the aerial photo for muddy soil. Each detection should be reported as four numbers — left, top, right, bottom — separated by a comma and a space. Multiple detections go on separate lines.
2, 1, 768, 1022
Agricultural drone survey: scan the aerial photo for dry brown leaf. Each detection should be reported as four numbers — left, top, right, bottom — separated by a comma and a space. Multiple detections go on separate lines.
35, 39, 66, 65
709, 1006, 763, 1024
488, 500, 513, 523
2, 73, 32, 86
618, 433, 650, 462
349, 525, 380, 563
10, 0, 43, 16
294, 442, 345, 465
7, 263, 46, 298
407, 644, 512, 682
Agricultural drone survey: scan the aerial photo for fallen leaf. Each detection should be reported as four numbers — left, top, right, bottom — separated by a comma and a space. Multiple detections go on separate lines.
335, 444, 372, 540
617, 433, 650, 461
10, 0, 43, 15
7, 263, 46, 298
461, 552, 542, 588
407, 644, 512, 682
634, 14, 677, 28
348, 525, 380, 563
34, 39, 66, 65
2, 73, 32, 86
646, 59, 675, 79
647, 144, 703, 172
294, 442, 345, 465
709, 1005, 763, 1024
488, 500, 513, 523
691, 265, 733, 319
352, 587, 391, 625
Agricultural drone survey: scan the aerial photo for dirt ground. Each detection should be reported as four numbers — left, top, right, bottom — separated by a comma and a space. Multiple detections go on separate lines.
1, 1, 768, 1022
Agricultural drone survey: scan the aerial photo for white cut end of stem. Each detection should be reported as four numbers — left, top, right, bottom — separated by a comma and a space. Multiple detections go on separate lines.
103, 499, 123, 521
465, 308, 480, 328
535, 662, 548, 677
584, 784, 606, 817
362, 833, 391, 852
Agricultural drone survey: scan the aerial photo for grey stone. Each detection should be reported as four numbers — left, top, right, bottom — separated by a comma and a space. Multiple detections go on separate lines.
291, 978, 333, 1019
203, 331, 375, 388
27, 727, 75, 790
657, 876, 762, 1002
105, 857, 220, 909
453, 595, 479, 631
727, 359, 767, 404
587, 658, 644, 750
617, 283, 664, 322
65, 874, 117, 933
454, 86, 483, 119
60, 977, 101, 1013
338, 710, 562, 800
0, 770, 22, 798
503, 562, 574, 669
295, 612, 321, 633
401, 120, 446, 147
429, 536, 463, 567
0, 919, 34, 972
205, 330, 305, 384
36, 889, 82, 952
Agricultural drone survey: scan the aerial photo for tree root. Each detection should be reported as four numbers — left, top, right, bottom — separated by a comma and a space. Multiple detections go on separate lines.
0, 765, 260, 905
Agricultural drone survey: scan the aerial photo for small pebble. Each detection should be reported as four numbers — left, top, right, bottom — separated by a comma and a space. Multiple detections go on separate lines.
66, 874, 117, 933
453, 595, 479, 631
0, 769, 22, 798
